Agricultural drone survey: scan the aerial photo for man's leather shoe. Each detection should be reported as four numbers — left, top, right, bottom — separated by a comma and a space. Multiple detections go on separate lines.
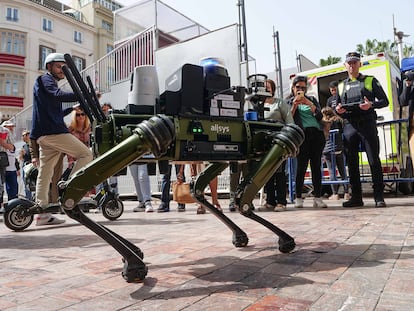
342, 199, 364, 208
157, 204, 169, 213
375, 200, 387, 208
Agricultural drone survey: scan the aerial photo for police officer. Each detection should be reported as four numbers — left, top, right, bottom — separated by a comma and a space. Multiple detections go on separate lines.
334, 52, 388, 208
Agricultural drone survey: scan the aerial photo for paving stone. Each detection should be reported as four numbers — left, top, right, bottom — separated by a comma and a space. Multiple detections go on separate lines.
1, 196, 414, 310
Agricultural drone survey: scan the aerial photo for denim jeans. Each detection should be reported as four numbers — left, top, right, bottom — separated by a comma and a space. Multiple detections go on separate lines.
0, 167, 5, 205
5, 170, 18, 200
160, 164, 184, 206
129, 163, 151, 202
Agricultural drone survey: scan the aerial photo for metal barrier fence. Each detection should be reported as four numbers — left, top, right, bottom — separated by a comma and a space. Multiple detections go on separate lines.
7, 119, 412, 204
287, 118, 413, 202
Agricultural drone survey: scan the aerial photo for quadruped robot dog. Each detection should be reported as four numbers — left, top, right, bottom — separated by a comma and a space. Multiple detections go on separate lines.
4, 55, 304, 282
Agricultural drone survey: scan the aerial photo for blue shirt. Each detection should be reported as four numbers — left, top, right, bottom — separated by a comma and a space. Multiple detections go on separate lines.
31, 72, 77, 140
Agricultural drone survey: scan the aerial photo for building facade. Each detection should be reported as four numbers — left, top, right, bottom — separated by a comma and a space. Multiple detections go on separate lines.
68, 0, 122, 61
0, 0, 121, 121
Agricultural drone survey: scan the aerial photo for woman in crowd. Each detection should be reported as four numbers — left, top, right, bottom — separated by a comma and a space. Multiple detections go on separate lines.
67, 107, 91, 167
289, 76, 327, 208
262, 79, 294, 212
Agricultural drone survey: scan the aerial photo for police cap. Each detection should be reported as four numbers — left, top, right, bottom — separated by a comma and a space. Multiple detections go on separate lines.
345, 52, 361, 63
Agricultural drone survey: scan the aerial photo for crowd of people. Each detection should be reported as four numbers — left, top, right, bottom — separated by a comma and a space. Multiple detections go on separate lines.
0, 50, 396, 222
285, 51, 390, 209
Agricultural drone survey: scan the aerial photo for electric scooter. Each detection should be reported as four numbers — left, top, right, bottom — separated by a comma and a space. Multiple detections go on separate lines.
3, 163, 123, 231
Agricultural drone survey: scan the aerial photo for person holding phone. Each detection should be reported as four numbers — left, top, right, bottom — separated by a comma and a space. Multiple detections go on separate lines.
289, 75, 327, 208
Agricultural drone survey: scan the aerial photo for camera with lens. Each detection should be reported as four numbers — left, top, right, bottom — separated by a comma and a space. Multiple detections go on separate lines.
245, 74, 272, 120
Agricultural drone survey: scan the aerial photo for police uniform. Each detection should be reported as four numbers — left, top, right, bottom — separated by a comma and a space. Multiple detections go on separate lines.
337, 67, 388, 206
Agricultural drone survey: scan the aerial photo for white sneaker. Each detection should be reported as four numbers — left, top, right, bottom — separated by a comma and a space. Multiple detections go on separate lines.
36, 215, 65, 226
144, 201, 153, 213
329, 194, 340, 200
295, 198, 303, 208
344, 193, 351, 201
313, 197, 327, 208
133, 202, 145, 212
274, 204, 286, 212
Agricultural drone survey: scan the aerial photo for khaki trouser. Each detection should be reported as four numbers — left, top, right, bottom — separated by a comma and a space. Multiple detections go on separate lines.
36, 133, 93, 206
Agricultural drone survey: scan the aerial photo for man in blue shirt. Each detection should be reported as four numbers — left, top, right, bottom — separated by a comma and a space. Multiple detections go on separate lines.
31, 53, 93, 225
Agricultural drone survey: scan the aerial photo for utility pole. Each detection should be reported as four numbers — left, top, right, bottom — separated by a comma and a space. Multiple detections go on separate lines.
393, 15, 409, 67
272, 27, 283, 98
237, 0, 249, 85
296, 51, 302, 72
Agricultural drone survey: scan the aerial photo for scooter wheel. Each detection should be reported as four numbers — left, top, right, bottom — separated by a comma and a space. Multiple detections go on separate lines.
4, 202, 34, 231
102, 198, 124, 221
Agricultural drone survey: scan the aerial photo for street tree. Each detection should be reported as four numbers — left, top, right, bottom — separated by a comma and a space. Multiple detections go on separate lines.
319, 55, 342, 66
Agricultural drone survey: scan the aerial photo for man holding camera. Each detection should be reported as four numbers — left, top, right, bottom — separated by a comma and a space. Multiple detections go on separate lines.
334, 52, 389, 208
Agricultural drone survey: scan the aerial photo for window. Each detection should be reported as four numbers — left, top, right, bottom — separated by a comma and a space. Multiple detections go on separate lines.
39, 46, 55, 70
72, 56, 85, 72
74, 30, 82, 43
102, 20, 112, 32
6, 7, 19, 22
79, 0, 92, 7
106, 44, 113, 54
0, 72, 25, 97
42, 18, 53, 32
79, 0, 120, 10
0, 30, 26, 56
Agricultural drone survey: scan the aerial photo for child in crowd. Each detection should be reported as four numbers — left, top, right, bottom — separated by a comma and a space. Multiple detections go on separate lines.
321, 107, 350, 200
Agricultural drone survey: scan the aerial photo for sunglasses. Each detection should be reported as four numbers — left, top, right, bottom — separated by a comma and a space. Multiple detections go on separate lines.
76, 113, 86, 117
295, 85, 307, 90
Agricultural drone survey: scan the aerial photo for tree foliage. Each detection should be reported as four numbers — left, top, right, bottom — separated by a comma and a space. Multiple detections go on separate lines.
319, 55, 342, 66
356, 39, 396, 63
319, 39, 414, 67
356, 39, 413, 66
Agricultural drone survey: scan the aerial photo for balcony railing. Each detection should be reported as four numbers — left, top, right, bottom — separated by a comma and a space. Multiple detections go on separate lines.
10, 26, 157, 141
76, 26, 156, 94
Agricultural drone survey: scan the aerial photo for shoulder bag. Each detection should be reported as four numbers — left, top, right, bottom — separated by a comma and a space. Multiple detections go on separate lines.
0, 151, 9, 167
172, 165, 195, 204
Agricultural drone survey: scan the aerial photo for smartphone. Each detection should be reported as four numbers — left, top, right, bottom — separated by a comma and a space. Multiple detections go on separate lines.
297, 91, 304, 98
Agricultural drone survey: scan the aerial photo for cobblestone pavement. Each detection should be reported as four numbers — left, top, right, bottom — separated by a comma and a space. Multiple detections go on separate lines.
1, 195, 414, 310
